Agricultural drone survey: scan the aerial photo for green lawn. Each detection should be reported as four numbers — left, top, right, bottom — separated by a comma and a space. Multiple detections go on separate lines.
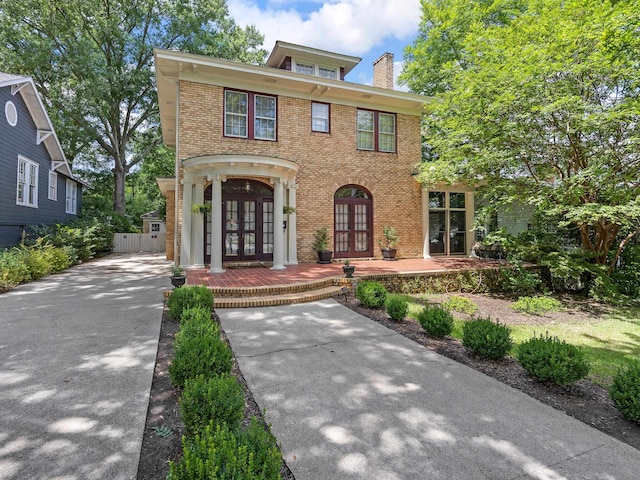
403, 294, 640, 387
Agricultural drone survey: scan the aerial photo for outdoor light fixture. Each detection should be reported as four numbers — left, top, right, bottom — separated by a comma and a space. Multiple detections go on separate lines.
245, 180, 251, 192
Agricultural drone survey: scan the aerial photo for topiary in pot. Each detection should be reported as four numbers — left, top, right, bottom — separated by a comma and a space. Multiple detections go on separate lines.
312, 227, 332, 264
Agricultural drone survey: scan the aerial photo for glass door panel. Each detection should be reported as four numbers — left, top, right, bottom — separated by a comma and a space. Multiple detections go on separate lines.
354, 204, 369, 252
262, 201, 274, 255
429, 211, 446, 254
335, 203, 350, 253
243, 200, 256, 256
225, 200, 239, 256
450, 211, 466, 254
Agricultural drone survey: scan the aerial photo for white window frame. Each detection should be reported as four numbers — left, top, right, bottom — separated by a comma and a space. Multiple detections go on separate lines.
294, 62, 315, 75
151, 222, 161, 232
48, 171, 58, 201
378, 113, 396, 153
356, 110, 375, 151
224, 90, 248, 138
17, 155, 38, 207
318, 66, 337, 79
254, 94, 276, 141
311, 102, 330, 133
66, 179, 77, 214
356, 109, 396, 153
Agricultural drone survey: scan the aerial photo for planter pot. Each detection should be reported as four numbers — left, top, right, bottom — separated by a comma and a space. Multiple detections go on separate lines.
317, 250, 333, 264
342, 265, 356, 278
170, 275, 186, 288
381, 248, 397, 261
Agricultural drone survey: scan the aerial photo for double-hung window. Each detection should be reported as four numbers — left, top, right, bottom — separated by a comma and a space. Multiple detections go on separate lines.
66, 179, 77, 214
295, 63, 315, 75
17, 156, 38, 207
311, 102, 329, 133
356, 109, 396, 153
48, 171, 57, 201
224, 90, 276, 141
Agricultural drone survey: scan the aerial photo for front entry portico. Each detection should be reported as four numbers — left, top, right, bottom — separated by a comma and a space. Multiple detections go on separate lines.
179, 155, 299, 273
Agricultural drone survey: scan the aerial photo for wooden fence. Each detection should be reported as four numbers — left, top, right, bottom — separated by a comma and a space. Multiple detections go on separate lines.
113, 233, 166, 253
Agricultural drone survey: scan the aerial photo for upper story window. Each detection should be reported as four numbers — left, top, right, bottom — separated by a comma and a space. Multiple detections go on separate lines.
293, 61, 338, 80
224, 90, 277, 141
48, 171, 57, 201
17, 156, 38, 207
295, 63, 315, 75
66, 179, 77, 214
356, 110, 396, 153
312, 102, 329, 133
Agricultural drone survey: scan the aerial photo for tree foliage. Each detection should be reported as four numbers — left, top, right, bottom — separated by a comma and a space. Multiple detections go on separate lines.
0, 0, 267, 214
402, 0, 640, 272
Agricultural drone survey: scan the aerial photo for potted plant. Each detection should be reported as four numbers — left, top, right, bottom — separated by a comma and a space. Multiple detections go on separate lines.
191, 203, 211, 214
379, 225, 399, 260
312, 227, 332, 264
342, 260, 355, 278
170, 266, 186, 288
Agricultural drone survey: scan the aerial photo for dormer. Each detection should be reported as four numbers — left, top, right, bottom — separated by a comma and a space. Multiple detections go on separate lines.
265, 41, 361, 81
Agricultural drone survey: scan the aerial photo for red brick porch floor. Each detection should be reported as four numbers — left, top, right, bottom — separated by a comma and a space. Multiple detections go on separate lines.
185, 257, 493, 289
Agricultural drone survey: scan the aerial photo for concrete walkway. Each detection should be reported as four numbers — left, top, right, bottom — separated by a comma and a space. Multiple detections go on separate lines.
218, 299, 640, 480
0, 253, 169, 480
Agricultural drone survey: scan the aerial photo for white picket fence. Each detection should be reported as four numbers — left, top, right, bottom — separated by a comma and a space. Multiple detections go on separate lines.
113, 233, 166, 253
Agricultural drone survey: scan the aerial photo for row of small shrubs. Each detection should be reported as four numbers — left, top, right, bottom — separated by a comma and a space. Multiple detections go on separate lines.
166, 286, 282, 479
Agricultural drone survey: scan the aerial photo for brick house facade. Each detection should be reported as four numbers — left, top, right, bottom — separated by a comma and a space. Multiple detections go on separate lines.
155, 42, 474, 271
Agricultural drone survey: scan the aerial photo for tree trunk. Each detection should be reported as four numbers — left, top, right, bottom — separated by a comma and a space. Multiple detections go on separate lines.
113, 166, 126, 215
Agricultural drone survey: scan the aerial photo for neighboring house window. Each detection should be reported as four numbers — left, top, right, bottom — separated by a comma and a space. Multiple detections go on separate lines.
295, 62, 314, 75
151, 223, 161, 232
17, 156, 38, 207
5, 101, 17, 126
224, 90, 277, 141
356, 109, 396, 153
66, 179, 77, 214
48, 171, 57, 201
318, 67, 337, 79
312, 102, 329, 132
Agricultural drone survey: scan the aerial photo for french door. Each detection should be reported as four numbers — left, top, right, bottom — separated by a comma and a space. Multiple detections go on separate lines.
428, 191, 467, 255
334, 185, 373, 258
204, 180, 274, 264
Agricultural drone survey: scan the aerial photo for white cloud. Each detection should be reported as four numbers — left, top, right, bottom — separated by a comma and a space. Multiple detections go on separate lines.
228, 0, 421, 57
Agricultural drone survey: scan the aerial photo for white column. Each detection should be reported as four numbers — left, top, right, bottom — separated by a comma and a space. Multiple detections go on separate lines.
466, 190, 475, 257
209, 175, 225, 273
180, 175, 193, 266
271, 178, 286, 270
192, 178, 205, 267
422, 188, 431, 258
285, 182, 298, 265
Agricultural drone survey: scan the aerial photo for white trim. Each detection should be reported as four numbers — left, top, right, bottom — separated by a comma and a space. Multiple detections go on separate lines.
16, 155, 38, 208
48, 171, 58, 201
65, 179, 77, 214
5, 101, 17, 126
37, 129, 53, 144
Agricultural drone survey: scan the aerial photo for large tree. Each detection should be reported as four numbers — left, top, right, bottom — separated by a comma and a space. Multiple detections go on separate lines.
0, 0, 266, 214
401, 0, 640, 272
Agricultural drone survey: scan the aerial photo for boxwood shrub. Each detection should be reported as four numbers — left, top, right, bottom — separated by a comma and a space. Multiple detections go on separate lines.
167, 418, 282, 480
169, 335, 232, 387
462, 318, 512, 360
417, 305, 453, 338
180, 374, 244, 438
355, 281, 387, 308
517, 334, 589, 385
177, 307, 219, 339
167, 285, 214, 320
609, 361, 640, 424
385, 294, 409, 321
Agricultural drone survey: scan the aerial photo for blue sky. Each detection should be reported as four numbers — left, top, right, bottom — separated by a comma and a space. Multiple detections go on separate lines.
227, 0, 423, 90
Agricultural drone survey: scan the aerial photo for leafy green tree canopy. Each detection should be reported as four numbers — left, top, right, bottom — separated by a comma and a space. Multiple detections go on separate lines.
0, 0, 267, 214
402, 0, 640, 271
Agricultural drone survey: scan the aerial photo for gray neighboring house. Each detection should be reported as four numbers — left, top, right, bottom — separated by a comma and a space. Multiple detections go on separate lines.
0, 73, 82, 248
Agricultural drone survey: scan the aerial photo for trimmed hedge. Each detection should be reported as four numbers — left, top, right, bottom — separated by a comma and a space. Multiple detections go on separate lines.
417, 305, 453, 338
167, 419, 282, 480
462, 318, 512, 360
169, 335, 233, 387
386, 294, 409, 321
180, 374, 244, 438
356, 281, 387, 308
609, 361, 640, 424
167, 285, 214, 321
517, 334, 589, 385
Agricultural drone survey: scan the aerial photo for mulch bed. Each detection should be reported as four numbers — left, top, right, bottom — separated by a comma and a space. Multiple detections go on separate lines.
137, 296, 639, 478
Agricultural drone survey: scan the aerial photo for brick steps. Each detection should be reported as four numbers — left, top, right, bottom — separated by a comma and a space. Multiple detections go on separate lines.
214, 285, 345, 308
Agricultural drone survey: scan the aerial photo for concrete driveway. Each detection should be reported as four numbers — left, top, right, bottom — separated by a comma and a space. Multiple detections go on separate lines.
218, 299, 640, 480
0, 253, 169, 480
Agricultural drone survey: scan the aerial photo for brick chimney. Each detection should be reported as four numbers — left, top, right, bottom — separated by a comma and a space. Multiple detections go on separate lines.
373, 52, 394, 89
